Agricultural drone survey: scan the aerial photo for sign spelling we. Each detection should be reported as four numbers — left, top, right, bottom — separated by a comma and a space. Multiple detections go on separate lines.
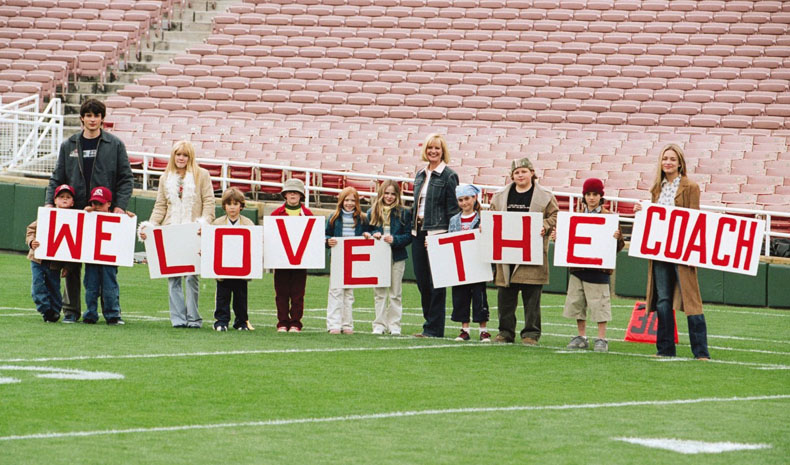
629, 204, 765, 276
34, 207, 136, 267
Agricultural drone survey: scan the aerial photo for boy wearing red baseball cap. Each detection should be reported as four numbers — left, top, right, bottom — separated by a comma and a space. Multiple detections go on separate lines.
82, 186, 126, 325
26, 184, 78, 322
559, 178, 624, 352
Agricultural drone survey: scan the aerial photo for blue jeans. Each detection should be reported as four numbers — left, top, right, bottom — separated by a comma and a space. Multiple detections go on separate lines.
412, 229, 446, 337
83, 264, 121, 322
31, 261, 62, 319
652, 260, 678, 356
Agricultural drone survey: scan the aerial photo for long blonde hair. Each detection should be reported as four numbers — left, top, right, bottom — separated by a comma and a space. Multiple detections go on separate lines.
329, 187, 364, 227
650, 143, 688, 194
166, 140, 199, 176
420, 133, 451, 164
370, 180, 403, 227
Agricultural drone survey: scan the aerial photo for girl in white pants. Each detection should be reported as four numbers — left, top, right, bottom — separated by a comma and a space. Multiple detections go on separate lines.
325, 187, 367, 334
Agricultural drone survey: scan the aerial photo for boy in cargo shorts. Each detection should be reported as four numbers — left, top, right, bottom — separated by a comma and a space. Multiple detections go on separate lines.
560, 178, 624, 352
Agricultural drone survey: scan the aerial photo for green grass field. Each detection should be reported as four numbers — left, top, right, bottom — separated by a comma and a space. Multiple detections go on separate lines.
1, 251, 788, 464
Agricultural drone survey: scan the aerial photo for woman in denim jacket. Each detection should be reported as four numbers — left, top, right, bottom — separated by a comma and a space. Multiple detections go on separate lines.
410, 133, 460, 338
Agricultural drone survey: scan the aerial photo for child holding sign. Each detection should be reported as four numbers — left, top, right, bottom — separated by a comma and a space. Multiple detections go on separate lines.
448, 184, 491, 342
211, 187, 255, 332
270, 178, 313, 333
366, 180, 412, 336
83, 187, 128, 325
26, 184, 79, 323
325, 187, 368, 335
559, 178, 624, 352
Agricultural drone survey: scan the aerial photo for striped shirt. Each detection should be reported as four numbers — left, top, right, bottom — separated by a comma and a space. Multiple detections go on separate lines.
341, 210, 356, 237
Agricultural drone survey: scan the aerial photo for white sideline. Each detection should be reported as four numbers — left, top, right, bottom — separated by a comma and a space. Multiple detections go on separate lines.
0, 394, 787, 442
613, 437, 772, 454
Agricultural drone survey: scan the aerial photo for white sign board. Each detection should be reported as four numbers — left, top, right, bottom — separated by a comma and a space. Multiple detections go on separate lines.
629, 204, 765, 276
141, 223, 201, 278
34, 207, 136, 267
329, 237, 392, 289
263, 216, 326, 269
553, 212, 620, 269
200, 225, 264, 279
426, 230, 493, 288
480, 211, 544, 265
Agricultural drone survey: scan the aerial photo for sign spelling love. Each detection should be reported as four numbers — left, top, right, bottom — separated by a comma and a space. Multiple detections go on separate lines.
629, 204, 765, 276
200, 225, 264, 279
34, 207, 136, 266
263, 216, 326, 269
141, 223, 201, 278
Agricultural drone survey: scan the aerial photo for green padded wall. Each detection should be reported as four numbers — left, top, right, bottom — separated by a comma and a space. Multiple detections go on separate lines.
545, 241, 569, 294
768, 264, 790, 308
0, 183, 15, 249
723, 262, 767, 307
12, 185, 43, 252
614, 251, 648, 298
697, 268, 724, 304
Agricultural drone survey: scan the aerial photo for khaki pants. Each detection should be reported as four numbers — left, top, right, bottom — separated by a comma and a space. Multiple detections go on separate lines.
372, 260, 406, 334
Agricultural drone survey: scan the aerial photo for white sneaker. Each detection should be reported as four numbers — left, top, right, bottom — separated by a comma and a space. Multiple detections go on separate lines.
372, 328, 384, 335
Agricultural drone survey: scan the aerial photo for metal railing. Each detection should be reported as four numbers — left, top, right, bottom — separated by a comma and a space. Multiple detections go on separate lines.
127, 150, 790, 257
0, 95, 64, 174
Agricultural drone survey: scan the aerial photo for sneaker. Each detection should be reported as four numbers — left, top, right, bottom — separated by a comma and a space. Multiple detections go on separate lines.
390, 332, 401, 336
567, 336, 589, 349
521, 337, 539, 346
493, 333, 513, 343
454, 330, 470, 341
82, 319, 97, 325
214, 322, 228, 332
342, 328, 354, 335
277, 326, 288, 333
62, 315, 78, 324
372, 328, 384, 335
106, 318, 125, 326
43, 310, 60, 323
173, 324, 187, 328
328, 329, 341, 335
593, 338, 608, 352
288, 326, 301, 333
480, 331, 492, 342
235, 321, 254, 331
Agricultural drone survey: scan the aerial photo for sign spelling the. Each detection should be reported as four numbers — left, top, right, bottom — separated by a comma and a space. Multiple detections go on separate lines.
329, 237, 391, 289
426, 230, 493, 288
200, 225, 263, 279
480, 211, 544, 265
263, 216, 326, 269
553, 212, 620, 269
629, 204, 765, 276
34, 207, 136, 267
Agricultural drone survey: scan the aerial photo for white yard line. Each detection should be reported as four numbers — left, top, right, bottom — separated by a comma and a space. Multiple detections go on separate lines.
0, 394, 787, 442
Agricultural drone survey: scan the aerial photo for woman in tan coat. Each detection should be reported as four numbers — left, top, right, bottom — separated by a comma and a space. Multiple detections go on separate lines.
634, 144, 710, 359
139, 141, 215, 328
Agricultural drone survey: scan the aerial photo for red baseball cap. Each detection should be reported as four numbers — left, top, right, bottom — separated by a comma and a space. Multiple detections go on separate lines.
89, 186, 112, 204
54, 184, 75, 198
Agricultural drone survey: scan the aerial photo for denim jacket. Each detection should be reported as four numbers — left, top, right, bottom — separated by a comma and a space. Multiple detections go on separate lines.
411, 165, 460, 233
366, 207, 413, 262
325, 213, 368, 242
448, 211, 480, 233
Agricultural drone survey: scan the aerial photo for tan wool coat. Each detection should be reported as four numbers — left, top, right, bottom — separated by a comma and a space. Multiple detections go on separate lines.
490, 181, 559, 287
644, 176, 704, 316
149, 167, 215, 227
212, 215, 254, 226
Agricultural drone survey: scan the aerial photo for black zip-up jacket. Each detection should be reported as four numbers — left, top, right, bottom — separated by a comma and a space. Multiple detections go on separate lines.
45, 130, 134, 210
